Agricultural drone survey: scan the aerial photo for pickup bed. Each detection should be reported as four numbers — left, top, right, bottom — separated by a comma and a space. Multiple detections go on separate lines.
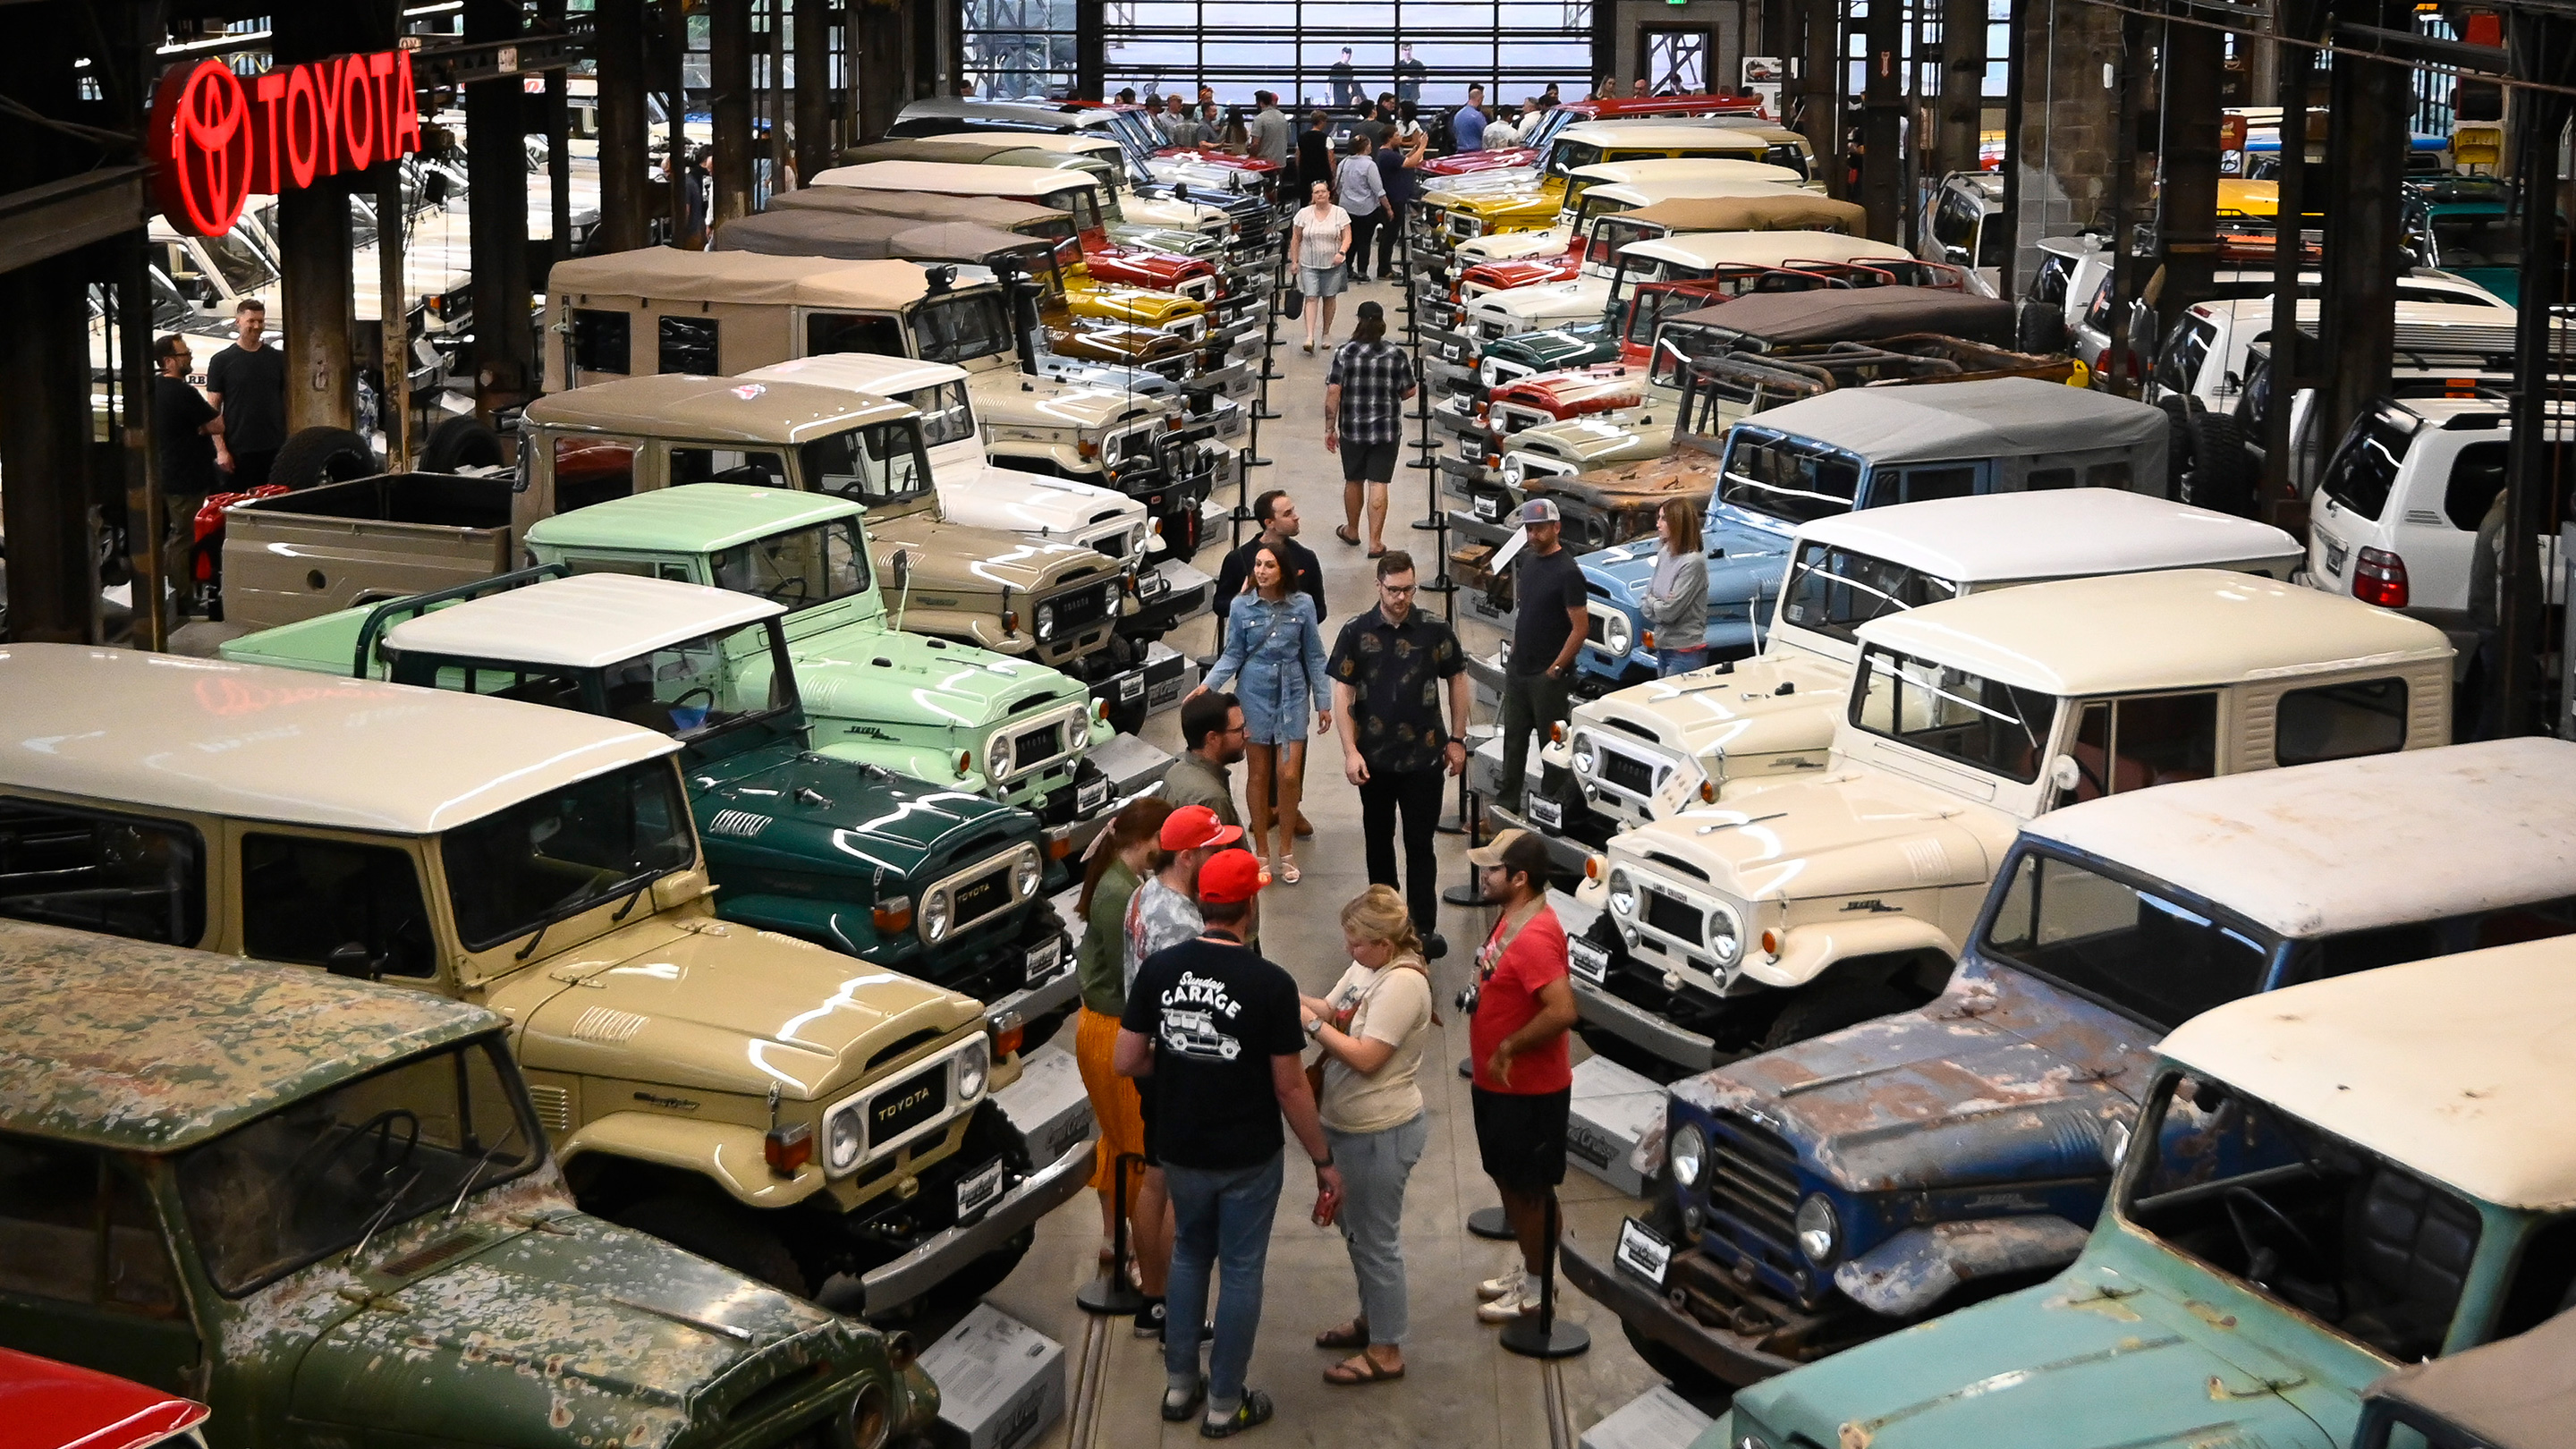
219, 471, 516, 631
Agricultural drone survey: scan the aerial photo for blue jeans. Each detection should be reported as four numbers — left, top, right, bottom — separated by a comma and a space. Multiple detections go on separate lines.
1162, 1150, 1286, 1403
1326, 1113, 1429, 1343
1656, 647, 1708, 678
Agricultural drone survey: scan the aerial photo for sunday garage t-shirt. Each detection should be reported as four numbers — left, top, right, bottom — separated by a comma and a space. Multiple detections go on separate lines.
1123, 936, 1306, 1171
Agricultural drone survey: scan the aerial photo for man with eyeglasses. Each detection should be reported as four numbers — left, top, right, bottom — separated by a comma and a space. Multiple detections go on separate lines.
153, 334, 225, 617
1328, 551, 1470, 958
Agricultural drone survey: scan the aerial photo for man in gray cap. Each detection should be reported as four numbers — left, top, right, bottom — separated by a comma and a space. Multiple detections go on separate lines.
1495, 498, 1587, 818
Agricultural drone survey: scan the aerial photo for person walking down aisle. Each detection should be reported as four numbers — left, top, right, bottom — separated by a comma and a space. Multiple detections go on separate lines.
1195, 542, 1332, 884
1165, 691, 1248, 828
1216, 489, 1326, 622
1292, 181, 1352, 353
1462, 830, 1580, 1325
1493, 499, 1589, 818
1641, 496, 1710, 676
1073, 799, 1174, 1288
1330, 551, 1468, 958
1117, 851, 1343, 1439
1303, 886, 1438, 1385
1335, 135, 1387, 283
1297, 110, 1335, 203
204, 300, 284, 486
1324, 302, 1416, 554
1453, 84, 1490, 151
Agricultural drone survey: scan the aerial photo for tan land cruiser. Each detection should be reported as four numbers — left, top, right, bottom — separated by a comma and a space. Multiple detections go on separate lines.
1566, 569, 2451, 1068
0, 643, 1093, 1312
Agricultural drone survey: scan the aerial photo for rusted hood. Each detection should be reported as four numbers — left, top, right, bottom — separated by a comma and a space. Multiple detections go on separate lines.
1681, 963, 2157, 1192
1493, 365, 1644, 415
1536, 446, 1720, 509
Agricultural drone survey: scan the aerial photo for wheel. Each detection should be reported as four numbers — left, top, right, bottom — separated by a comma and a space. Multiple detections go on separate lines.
611, 1193, 809, 1296
2180, 411, 2259, 518
1758, 981, 1914, 1051
269, 427, 377, 491
1620, 1320, 1735, 1411
419, 415, 506, 473
2155, 396, 2198, 502
2015, 299, 2070, 356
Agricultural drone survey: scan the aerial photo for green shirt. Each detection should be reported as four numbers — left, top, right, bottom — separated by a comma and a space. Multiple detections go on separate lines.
1077, 858, 1141, 1016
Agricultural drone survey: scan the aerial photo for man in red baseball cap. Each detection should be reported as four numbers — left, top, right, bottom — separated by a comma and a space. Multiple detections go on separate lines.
1116, 842, 1341, 1437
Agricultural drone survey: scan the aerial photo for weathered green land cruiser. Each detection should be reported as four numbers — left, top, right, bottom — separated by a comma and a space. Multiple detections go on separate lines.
0, 644, 1093, 1312
216, 567, 1089, 1028
0, 919, 939, 1448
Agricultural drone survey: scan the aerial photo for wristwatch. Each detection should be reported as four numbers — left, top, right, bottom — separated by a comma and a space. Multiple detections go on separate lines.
1304, 1016, 1324, 1038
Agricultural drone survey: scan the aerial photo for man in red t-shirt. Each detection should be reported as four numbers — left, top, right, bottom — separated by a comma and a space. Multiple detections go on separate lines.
1463, 829, 1580, 1323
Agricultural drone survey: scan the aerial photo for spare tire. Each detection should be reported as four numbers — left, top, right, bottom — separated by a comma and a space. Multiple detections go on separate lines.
2181, 411, 2259, 518
268, 427, 377, 491
2156, 396, 2198, 500
2016, 299, 2070, 356
419, 415, 506, 473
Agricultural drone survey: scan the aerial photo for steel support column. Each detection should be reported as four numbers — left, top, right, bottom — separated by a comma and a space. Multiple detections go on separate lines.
466, 0, 535, 417
274, 4, 365, 434
544, 0, 574, 258
2154, 19, 2223, 327
856, 0, 908, 140
712, 0, 756, 225
1797, 0, 1838, 191
597, 0, 652, 251
794, 0, 834, 182
1935, 0, 1987, 176
1858, 0, 1906, 238
2314, 3, 2409, 459
2496, 15, 2576, 738
0, 250, 94, 641
2261, 0, 2318, 509
658, 0, 690, 242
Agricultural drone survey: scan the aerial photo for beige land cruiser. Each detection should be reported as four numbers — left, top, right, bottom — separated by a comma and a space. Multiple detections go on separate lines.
0, 643, 1092, 1313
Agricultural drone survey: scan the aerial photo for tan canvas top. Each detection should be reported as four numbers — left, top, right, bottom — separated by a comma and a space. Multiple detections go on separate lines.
1619, 192, 1867, 235
766, 188, 1071, 228
548, 246, 942, 309
714, 211, 1051, 267
524, 373, 911, 444
810, 160, 1100, 199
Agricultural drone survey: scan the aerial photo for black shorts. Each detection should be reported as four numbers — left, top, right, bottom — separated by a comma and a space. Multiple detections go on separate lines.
1471, 1085, 1570, 1190
1340, 437, 1401, 485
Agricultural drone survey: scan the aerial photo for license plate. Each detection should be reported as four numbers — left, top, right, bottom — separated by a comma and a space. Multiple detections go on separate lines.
1615, 1216, 1673, 1286
1457, 435, 1482, 462
1569, 936, 1608, 984
1119, 671, 1146, 702
1024, 937, 1063, 986
1079, 776, 1109, 812
1140, 572, 1170, 599
1530, 795, 1563, 831
958, 1158, 1006, 1222
1472, 493, 1501, 521
1440, 341, 1462, 361
2324, 538, 2350, 574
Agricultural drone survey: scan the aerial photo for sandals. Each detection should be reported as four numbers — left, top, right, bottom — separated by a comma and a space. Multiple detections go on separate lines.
1324, 1353, 1406, 1386
1200, 1390, 1275, 1439
1313, 1318, 1369, 1350
1366, 547, 1387, 559
1274, 854, 1301, 885
1335, 525, 1360, 547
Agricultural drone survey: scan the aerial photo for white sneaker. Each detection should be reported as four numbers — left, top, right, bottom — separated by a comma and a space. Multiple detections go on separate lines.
1476, 1269, 1521, 1301
1476, 1284, 1533, 1323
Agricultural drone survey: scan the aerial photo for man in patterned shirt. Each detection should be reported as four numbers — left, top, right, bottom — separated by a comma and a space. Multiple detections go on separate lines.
1328, 550, 1470, 958
1324, 300, 1419, 555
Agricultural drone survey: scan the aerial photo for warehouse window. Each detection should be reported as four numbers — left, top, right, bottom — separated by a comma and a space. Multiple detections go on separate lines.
966, 0, 1079, 99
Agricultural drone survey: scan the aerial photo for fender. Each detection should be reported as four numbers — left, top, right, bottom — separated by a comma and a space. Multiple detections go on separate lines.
1831, 1215, 2091, 1318
1744, 914, 1954, 992
716, 892, 897, 963
558, 1110, 826, 1209
807, 738, 986, 796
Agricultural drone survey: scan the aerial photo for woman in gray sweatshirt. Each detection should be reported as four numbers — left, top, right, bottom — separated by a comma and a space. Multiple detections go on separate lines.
1641, 496, 1710, 676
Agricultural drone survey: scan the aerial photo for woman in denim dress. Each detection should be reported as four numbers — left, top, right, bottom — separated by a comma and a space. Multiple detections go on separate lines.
1194, 541, 1333, 882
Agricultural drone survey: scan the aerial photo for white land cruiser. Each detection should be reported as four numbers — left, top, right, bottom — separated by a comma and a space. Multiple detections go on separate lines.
1566, 568, 2451, 1067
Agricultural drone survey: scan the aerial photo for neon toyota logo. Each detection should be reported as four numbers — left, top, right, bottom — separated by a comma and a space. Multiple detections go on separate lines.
149, 60, 253, 238
148, 50, 423, 237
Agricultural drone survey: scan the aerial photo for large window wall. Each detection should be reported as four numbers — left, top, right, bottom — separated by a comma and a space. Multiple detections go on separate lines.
965, 0, 1079, 100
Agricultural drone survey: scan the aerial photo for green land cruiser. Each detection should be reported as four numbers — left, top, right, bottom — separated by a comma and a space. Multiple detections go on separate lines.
0, 643, 1093, 1313
0, 917, 938, 1449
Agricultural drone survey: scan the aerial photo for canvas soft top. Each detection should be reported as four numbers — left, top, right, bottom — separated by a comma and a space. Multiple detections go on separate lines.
1673, 285, 2017, 349
1615, 191, 1867, 236
809, 161, 1101, 200
548, 247, 945, 310
764, 188, 1070, 229
2363, 1308, 2576, 1448
713, 210, 1054, 267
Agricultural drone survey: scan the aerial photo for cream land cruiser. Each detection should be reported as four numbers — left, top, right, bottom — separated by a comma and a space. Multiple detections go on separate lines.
0, 643, 1092, 1313
1568, 569, 2451, 1068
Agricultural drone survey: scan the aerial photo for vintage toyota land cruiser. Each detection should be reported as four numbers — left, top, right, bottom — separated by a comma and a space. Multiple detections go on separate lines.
0, 919, 940, 1449
216, 568, 1088, 1025
0, 644, 1093, 1311
517, 485, 1169, 836
518, 375, 1135, 688
1414, 123, 1809, 257
1565, 569, 2451, 1067
1438, 163, 1813, 275
1705, 939, 2576, 1449
1461, 233, 1925, 343
1571, 738, 2576, 1392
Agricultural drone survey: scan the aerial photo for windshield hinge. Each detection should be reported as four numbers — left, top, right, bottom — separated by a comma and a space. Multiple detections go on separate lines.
335, 1285, 411, 1314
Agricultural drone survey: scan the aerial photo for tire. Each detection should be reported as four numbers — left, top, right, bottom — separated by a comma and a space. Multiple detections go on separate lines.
1620, 1321, 1736, 1411
419, 415, 506, 473
2015, 300, 2070, 356
269, 426, 377, 492
2180, 411, 2259, 518
612, 1193, 810, 1297
2155, 396, 2198, 501
1758, 982, 1913, 1052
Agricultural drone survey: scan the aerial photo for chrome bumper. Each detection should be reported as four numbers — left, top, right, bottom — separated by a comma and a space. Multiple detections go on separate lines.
859, 1131, 1097, 1315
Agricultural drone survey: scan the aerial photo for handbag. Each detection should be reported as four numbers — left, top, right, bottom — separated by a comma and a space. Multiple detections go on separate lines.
1307, 954, 1431, 1100
1284, 284, 1304, 320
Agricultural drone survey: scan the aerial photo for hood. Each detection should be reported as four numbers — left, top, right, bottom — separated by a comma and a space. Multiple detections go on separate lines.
1486, 323, 1614, 368
691, 741, 1040, 879
1494, 365, 1646, 413
1580, 527, 1788, 611
970, 370, 1169, 431
1067, 281, 1204, 326
1483, 276, 1613, 322
502, 915, 979, 1100
1121, 195, 1226, 231
1424, 170, 1544, 203
1050, 313, 1192, 360
292, 1203, 886, 1449
1606, 770, 1996, 904
934, 462, 1148, 541
1737, 1262, 2340, 1449
1574, 650, 1851, 761
869, 515, 1119, 596
1453, 227, 1574, 266
1089, 244, 1216, 284
1679, 964, 2154, 1194
1421, 148, 1535, 177
787, 612, 1086, 732
1463, 255, 1584, 292
1539, 446, 1719, 508
1512, 413, 1668, 468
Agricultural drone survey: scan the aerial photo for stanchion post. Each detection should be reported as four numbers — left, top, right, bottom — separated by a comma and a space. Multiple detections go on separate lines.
1497, 1196, 1590, 1358
1074, 1151, 1147, 1315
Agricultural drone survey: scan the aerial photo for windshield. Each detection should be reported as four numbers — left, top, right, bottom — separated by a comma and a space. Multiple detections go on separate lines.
1984, 849, 2272, 1030
916, 292, 1013, 364
1546, 140, 1603, 178
177, 1037, 538, 1295
1853, 644, 2058, 783
2319, 408, 2416, 521
897, 379, 979, 446
715, 519, 874, 608
597, 621, 794, 738
1776, 542, 1961, 644
441, 758, 696, 953
198, 229, 279, 294
1716, 428, 1865, 526
801, 419, 934, 507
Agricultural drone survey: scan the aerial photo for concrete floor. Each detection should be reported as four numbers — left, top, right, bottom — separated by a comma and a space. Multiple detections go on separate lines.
987, 271, 1669, 1449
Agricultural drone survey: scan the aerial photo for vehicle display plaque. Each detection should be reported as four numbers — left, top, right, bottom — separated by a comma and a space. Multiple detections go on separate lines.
1530, 794, 1563, 831
1472, 492, 1501, 521
1614, 1216, 1673, 1286
1119, 670, 1146, 702
1078, 775, 1110, 813
1024, 937, 1064, 987
1568, 935, 1608, 984
957, 1157, 1006, 1222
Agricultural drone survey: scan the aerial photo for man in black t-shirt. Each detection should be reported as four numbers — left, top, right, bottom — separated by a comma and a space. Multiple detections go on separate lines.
1496, 498, 1588, 816
204, 301, 286, 487
1117, 851, 1340, 1438
153, 335, 225, 613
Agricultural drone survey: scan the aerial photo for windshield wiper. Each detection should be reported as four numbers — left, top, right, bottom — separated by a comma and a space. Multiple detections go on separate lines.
344, 1167, 426, 1269
513, 917, 553, 962
608, 870, 657, 923
446, 1123, 526, 1217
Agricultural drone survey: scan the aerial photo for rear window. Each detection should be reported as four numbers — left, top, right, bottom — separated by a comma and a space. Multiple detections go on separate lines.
2319, 411, 2415, 521
2275, 677, 2409, 766
2030, 252, 2075, 308
571, 309, 630, 376
2152, 316, 2216, 397
657, 316, 719, 375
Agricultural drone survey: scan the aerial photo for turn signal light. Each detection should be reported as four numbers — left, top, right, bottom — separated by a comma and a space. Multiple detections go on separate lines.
1760, 928, 1781, 956
1641, 631, 1656, 650
2351, 547, 2410, 608
1699, 781, 1717, 803
988, 1013, 1026, 1061
1002, 609, 1021, 634
1584, 854, 1605, 880
1548, 723, 1566, 744
765, 1122, 814, 1177
956, 750, 973, 777
873, 896, 914, 934
1077, 439, 1099, 459
1048, 836, 1075, 860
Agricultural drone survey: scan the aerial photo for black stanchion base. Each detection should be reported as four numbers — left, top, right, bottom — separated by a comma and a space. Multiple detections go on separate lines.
1422, 573, 1455, 593
1409, 516, 1443, 529
1499, 1316, 1591, 1359
1436, 818, 1469, 836
1442, 885, 1497, 907
1075, 1274, 1147, 1315
1407, 458, 1436, 470
1243, 454, 1275, 469
1466, 1205, 1513, 1239
1254, 407, 1283, 420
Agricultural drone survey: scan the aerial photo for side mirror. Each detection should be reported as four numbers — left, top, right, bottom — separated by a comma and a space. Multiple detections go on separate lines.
326, 943, 383, 981
2049, 754, 2082, 792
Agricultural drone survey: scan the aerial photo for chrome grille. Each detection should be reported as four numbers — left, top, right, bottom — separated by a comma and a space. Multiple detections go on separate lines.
1048, 583, 1114, 631
1642, 888, 1702, 945
1706, 1111, 1801, 1254
1584, 613, 1608, 644
1600, 751, 1655, 797
952, 868, 1013, 930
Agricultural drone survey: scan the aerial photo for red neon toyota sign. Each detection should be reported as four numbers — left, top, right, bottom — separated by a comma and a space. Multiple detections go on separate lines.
148, 50, 423, 237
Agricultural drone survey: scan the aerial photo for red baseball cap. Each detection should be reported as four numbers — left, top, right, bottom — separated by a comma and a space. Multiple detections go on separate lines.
1159, 804, 1243, 852
1196, 847, 1269, 904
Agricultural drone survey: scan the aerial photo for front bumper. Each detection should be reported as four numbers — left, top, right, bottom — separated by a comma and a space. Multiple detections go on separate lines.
1572, 974, 1722, 1072
857, 1130, 1097, 1315
1127, 557, 1215, 636
1560, 1233, 1800, 1389
980, 930, 1081, 1036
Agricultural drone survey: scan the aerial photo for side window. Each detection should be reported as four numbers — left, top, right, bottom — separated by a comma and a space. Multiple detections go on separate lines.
657, 315, 720, 375
559, 554, 694, 583
806, 311, 907, 357
2066, 692, 2220, 800
2026, 466, 2077, 490
554, 437, 636, 513
240, 834, 437, 979
2083, 460, 2133, 490
2031, 254, 2072, 307
668, 447, 790, 488
0, 1136, 100, 1302
570, 309, 631, 376
2275, 677, 2409, 766
1894, 465, 1979, 504
2443, 441, 2507, 530
0, 799, 204, 946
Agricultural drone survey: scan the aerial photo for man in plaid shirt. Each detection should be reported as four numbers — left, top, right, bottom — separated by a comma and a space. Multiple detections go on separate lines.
1324, 301, 1419, 555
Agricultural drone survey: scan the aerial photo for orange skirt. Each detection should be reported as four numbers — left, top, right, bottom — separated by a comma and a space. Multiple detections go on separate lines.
1074, 1006, 1148, 1196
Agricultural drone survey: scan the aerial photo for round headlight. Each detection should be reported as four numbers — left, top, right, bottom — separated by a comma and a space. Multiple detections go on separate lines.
1502, 454, 1526, 486
838, 1382, 891, 1449
988, 733, 1014, 778
1707, 903, 1742, 965
922, 890, 952, 942
955, 1046, 989, 1101
1572, 738, 1596, 775
1606, 868, 1634, 915
1604, 612, 1633, 657
1669, 1122, 1706, 1189
1795, 1193, 1840, 1265
1036, 604, 1056, 640
1013, 849, 1043, 898
826, 1106, 861, 1172
1130, 524, 1149, 558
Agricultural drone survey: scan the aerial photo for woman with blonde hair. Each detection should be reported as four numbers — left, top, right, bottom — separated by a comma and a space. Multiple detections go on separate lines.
1640, 495, 1710, 676
1072, 798, 1174, 1290
1301, 885, 1438, 1385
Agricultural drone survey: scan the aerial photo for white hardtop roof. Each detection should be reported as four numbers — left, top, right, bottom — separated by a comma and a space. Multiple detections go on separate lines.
912, 131, 1120, 157
2159, 936, 2576, 1210
2386, 395, 2576, 433
1855, 568, 2451, 696
1588, 179, 1809, 210
0, 644, 677, 835
1745, 376, 2165, 464
810, 161, 1094, 198
1571, 157, 1805, 187
2028, 739, 2576, 939
387, 572, 785, 671
1557, 122, 1770, 148
2198, 296, 2516, 330
1623, 231, 1909, 267
742, 352, 966, 397
1792, 490, 2299, 583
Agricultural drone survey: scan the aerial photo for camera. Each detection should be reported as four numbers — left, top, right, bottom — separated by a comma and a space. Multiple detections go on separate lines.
1454, 983, 1479, 1017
